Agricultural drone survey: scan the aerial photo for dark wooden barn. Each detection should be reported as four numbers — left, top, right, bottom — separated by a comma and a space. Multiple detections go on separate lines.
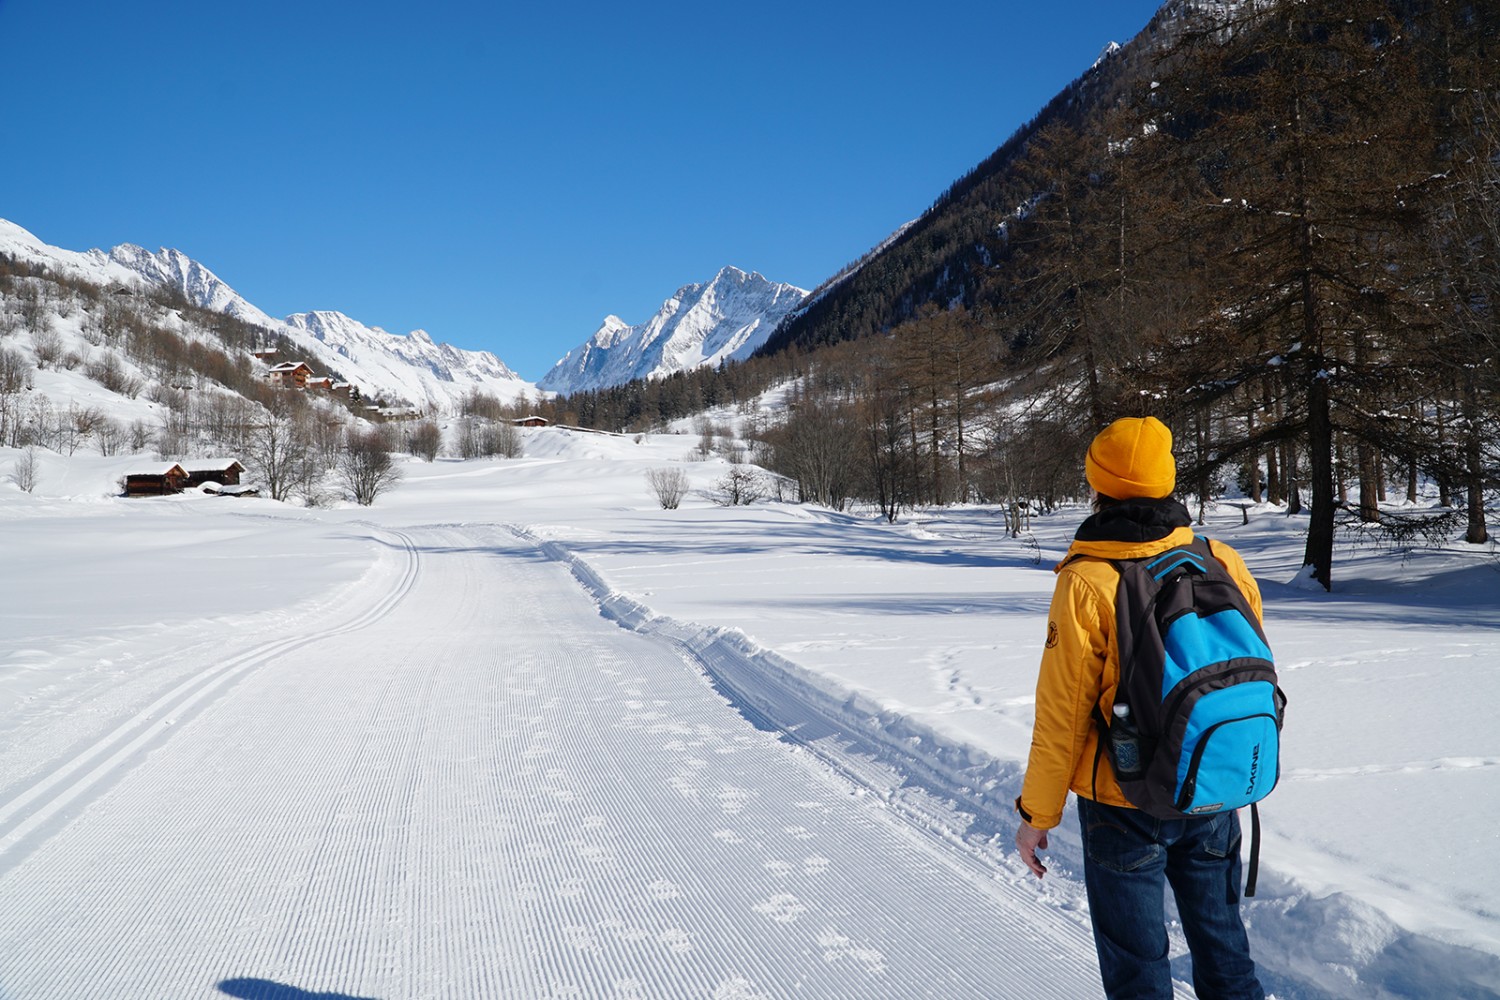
123, 464, 190, 497
183, 460, 246, 489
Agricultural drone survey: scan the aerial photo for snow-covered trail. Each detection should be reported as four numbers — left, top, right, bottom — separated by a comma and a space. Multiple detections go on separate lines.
0, 524, 1122, 1000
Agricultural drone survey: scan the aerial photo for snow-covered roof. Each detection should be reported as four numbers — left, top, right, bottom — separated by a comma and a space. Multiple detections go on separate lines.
126, 463, 188, 477
182, 460, 245, 473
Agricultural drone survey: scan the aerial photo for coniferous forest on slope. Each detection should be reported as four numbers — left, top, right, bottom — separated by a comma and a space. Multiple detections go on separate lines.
540, 0, 1500, 590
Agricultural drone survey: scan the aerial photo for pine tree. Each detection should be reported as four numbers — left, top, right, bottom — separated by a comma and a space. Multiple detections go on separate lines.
1143, 0, 1435, 588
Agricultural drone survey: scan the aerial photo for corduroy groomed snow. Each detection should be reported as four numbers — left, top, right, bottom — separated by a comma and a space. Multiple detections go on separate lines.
1085, 416, 1176, 500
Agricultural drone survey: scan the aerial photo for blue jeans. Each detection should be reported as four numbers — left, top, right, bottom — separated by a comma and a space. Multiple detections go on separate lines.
1077, 797, 1263, 1000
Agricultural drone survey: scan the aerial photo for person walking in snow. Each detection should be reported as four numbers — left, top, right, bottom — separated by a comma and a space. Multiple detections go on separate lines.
1014, 416, 1267, 1000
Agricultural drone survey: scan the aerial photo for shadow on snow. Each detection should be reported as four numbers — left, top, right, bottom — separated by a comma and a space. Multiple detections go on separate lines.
218, 979, 377, 1000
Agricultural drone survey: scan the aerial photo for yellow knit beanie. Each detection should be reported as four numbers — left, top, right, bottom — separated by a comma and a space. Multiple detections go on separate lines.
1085, 416, 1176, 499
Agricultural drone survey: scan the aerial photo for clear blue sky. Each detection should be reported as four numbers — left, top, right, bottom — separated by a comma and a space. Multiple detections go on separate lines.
0, 0, 1164, 381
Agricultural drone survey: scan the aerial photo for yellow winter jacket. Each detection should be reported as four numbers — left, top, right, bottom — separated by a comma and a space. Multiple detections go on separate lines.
1016, 508, 1264, 831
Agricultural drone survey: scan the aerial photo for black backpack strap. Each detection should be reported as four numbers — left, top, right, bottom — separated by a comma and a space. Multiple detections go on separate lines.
1089, 703, 1112, 803
1245, 803, 1262, 897
1203, 533, 1268, 897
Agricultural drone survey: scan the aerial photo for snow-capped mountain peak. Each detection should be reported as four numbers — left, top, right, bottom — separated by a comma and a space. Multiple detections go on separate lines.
539, 266, 807, 394
102, 243, 277, 328
283, 309, 524, 401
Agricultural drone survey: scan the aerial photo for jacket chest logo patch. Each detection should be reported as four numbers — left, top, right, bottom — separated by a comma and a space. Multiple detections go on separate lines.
1045, 621, 1059, 648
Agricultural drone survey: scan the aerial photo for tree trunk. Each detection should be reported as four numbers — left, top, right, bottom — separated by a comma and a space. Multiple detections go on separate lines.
1358, 442, 1381, 523
1195, 411, 1210, 525
1304, 374, 1336, 589
1436, 400, 1452, 507
1245, 404, 1263, 503
1463, 371, 1490, 544
1266, 386, 1284, 505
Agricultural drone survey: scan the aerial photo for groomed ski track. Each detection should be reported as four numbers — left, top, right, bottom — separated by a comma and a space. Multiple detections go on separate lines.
0, 523, 1141, 1000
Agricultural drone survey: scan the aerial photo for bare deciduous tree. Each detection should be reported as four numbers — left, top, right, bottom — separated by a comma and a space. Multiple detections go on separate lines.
709, 465, 765, 507
336, 427, 403, 506
85, 350, 144, 397
31, 326, 64, 369
245, 408, 313, 502
762, 391, 863, 511
409, 419, 443, 462
645, 467, 690, 509
10, 446, 40, 493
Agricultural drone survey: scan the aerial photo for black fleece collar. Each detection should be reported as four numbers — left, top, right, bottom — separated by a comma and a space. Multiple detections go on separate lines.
1074, 497, 1192, 544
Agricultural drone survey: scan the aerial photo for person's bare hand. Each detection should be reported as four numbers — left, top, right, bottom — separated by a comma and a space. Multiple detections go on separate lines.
1016, 821, 1049, 878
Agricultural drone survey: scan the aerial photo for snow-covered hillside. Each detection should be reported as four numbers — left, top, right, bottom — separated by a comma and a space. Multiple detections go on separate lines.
539, 266, 807, 394
0, 218, 535, 412
280, 310, 531, 412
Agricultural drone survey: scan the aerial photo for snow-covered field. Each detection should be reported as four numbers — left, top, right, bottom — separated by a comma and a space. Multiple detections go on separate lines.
2, 428, 1497, 999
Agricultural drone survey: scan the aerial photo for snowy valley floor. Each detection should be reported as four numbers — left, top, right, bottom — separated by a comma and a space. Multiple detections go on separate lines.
2, 430, 1498, 999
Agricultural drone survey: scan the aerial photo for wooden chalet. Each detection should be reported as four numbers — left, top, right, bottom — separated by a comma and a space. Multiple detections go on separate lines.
183, 460, 246, 489
512, 415, 550, 428
251, 348, 280, 362
266, 361, 312, 389
123, 464, 190, 497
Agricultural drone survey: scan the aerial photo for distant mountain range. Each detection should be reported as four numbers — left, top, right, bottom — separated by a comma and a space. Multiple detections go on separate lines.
539, 267, 808, 395
0, 219, 807, 408
0, 218, 534, 411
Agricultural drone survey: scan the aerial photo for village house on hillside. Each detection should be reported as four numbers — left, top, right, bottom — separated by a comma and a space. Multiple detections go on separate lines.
512, 415, 550, 427
260, 359, 356, 399
266, 361, 312, 389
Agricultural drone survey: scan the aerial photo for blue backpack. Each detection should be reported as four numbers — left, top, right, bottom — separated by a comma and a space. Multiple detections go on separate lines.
1092, 536, 1286, 895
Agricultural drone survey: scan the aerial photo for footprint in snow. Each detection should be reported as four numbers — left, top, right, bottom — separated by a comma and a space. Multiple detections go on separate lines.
599, 918, 650, 944
753, 893, 807, 924
646, 879, 681, 900
717, 786, 752, 815
802, 855, 831, 876
713, 979, 772, 1000
817, 926, 887, 974
570, 841, 614, 864
610, 979, 648, 1000
562, 925, 598, 953
657, 927, 693, 954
